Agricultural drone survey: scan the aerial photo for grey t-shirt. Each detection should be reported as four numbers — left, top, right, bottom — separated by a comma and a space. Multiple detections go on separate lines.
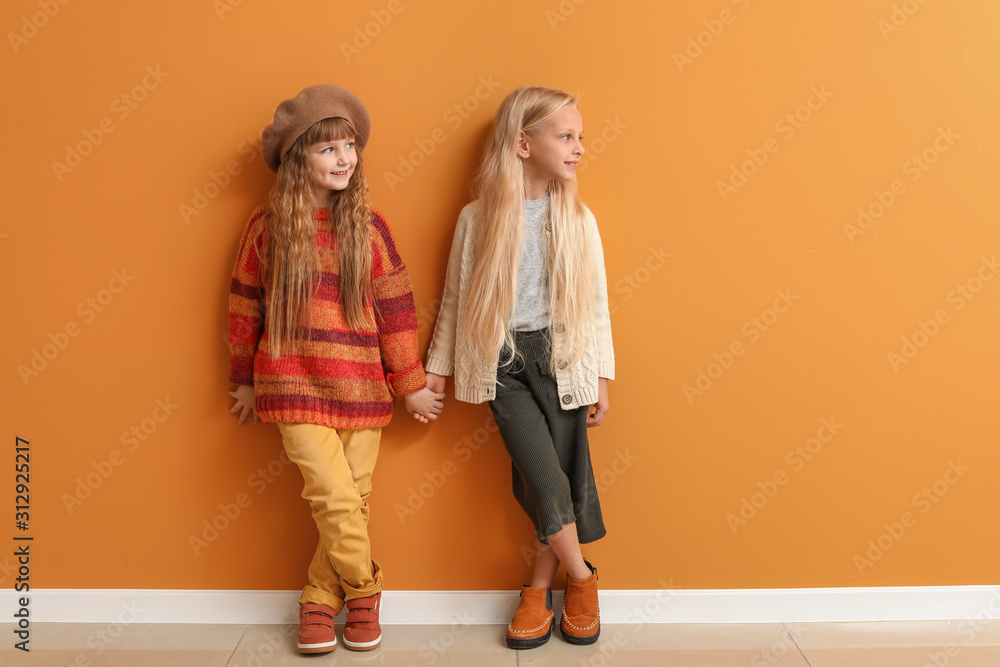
511, 194, 550, 331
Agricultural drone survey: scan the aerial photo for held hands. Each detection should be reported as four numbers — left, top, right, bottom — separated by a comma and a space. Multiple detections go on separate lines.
228, 384, 258, 424
405, 382, 446, 423
425, 372, 446, 395
586, 378, 610, 428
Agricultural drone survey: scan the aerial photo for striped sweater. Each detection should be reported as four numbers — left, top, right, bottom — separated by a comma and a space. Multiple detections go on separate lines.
228, 203, 427, 430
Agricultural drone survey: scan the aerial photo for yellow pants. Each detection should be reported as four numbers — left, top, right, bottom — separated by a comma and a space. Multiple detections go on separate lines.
277, 423, 383, 612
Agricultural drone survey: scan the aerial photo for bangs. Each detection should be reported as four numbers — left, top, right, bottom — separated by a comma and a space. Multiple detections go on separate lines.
301, 116, 357, 145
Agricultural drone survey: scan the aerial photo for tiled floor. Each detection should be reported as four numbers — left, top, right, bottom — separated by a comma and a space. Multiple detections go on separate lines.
4, 620, 1000, 665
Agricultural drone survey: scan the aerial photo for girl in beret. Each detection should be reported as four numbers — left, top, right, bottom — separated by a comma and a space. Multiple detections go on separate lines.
424, 85, 614, 649
227, 84, 444, 654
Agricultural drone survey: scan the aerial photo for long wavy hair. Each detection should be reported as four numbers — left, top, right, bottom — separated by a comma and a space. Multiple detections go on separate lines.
465, 85, 594, 373
262, 117, 373, 356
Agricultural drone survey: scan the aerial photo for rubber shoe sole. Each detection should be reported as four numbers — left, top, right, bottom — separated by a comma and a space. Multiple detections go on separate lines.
506, 621, 553, 650
560, 623, 600, 646
342, 635, 381, 651
297, 637, 337, 654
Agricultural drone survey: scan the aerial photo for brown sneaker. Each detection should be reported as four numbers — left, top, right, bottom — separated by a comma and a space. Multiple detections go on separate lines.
506, 586, 554, 649
560, 561, 600, 645
297, 603, 338, 654
343, 591, 382, 651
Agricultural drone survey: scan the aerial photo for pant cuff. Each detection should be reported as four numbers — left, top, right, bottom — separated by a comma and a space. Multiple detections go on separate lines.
299, 586, 346, 614
341, 559, 384, 599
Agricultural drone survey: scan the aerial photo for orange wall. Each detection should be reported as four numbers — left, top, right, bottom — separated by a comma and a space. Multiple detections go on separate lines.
3, 0, 999, 592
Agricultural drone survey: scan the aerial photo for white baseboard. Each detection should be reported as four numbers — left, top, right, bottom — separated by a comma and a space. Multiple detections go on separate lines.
5, 586, 1000, 624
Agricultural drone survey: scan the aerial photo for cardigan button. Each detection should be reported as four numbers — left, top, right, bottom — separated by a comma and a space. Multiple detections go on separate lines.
557, 361, 569, 370
544, 222, 552, 231
561, 394, 572, 405
554, 323, 565, 333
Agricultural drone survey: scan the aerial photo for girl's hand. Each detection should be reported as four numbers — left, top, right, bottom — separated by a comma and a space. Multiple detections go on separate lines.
405, 385, 445, 424
425, 372, 447, 395
586, 378, 610, 428
229, 385, 258, 424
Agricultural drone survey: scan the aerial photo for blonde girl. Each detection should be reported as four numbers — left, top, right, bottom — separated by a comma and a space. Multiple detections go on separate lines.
227, 85, 444, 655
425, 85, 614, 649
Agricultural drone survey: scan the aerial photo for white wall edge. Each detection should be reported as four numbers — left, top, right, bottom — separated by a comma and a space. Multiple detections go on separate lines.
5, 586, 1000, 625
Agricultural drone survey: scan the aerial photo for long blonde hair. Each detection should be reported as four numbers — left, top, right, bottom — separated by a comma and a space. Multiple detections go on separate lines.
262, 117, 373, 356
465, 85, 594, 373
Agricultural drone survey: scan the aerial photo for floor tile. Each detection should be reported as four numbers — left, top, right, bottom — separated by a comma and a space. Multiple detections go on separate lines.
794, 620, 1000, 667
794, 620, 1000, 648
516, 623, 810, 666
2, 647, 235, 666
6, 620, 1000, 666
228, 623, 517, 666
0, 622, 245, 666
27, 621, 248, 650
800, 646, 1000, 667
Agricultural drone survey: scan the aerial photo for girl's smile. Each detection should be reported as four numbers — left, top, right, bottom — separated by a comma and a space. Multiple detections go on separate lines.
307, 137, 358, 203
519, 104, 585, 199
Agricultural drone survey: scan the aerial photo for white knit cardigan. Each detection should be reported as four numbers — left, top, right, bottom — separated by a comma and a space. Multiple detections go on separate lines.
425, 200, 615, 410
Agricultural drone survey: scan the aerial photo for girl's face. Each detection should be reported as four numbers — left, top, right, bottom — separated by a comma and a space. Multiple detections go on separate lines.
306, 137, 358, 204
520, 105, 585, 191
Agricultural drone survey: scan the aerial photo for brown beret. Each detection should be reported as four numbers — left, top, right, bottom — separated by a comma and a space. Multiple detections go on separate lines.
261, 85, 371, 172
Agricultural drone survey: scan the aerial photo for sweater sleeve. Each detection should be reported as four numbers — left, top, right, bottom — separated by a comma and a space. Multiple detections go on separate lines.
228, 205, 268, 386
587, 208, 615, 380
370, 211, 427, 396
425, 204, 474, 376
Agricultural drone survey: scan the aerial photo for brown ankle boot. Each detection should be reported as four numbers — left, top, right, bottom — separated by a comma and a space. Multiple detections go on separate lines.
560, 560, 600, 645
506, 586, 554, 649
